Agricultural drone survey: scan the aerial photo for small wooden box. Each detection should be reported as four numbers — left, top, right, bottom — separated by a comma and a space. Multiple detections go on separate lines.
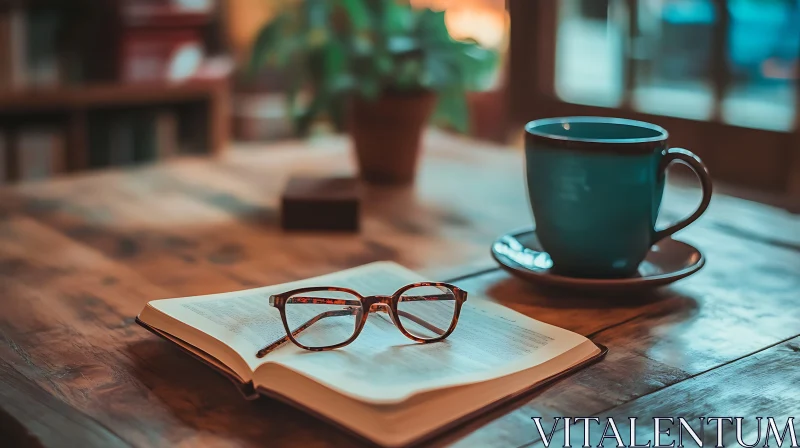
281, 176, 360, 231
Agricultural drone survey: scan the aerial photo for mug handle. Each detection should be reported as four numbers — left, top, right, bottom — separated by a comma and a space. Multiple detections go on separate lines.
652, 148, 713, 243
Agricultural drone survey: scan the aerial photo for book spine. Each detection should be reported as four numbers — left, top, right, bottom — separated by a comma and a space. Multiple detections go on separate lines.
133, 109, 158, 163
26, 8, 62, 88
88, 113, 110, 168
178, 103, 208, 154
0, 8, 12, 89
9, 6, 27, 89
0, 131, 7, 184
52, 128, 65, 174
155, 108, 178, 159
108, 112, 135, 166
16, 128, 65, 181
79, 0, 119, 83
59, 9, 82, 85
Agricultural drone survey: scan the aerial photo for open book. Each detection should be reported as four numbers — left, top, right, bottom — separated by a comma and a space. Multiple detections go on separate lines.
137, 262, 605, 447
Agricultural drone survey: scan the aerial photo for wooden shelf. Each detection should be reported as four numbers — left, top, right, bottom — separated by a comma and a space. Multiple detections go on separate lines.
0, 78, 228, 113
123, 11, 214, 29
0, 72, 231, 176
0, 0, 232, 182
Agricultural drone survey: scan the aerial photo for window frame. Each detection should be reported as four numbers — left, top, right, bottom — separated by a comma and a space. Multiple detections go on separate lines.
508, 0, 800, 204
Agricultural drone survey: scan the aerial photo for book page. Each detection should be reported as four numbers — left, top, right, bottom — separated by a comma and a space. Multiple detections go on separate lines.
144, 261, 592, 405
144, 262, 428, 373
262, 296, 590, 404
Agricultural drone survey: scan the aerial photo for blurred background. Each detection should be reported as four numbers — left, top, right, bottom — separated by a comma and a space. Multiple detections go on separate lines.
0, 0, 798, 204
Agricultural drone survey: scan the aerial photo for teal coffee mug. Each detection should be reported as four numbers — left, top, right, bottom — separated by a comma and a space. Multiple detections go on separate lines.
525, 117, 712, 278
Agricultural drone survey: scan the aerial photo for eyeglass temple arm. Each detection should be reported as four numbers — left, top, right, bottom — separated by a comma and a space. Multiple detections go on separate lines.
390, 294, 452, 336
268, 294, 455, 307
398, 293, 455, 302
256, 307, 360, 358
269, 296, 360, 306
390, 309, 446, 335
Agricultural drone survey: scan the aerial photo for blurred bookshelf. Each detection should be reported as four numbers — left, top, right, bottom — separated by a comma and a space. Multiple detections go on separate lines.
0, 0, 231, 184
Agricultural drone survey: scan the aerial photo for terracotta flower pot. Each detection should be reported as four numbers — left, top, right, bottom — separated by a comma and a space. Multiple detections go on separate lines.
349, 91, 437, 185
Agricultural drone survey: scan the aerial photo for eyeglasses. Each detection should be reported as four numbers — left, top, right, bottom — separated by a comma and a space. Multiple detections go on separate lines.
256, 282, 467, 357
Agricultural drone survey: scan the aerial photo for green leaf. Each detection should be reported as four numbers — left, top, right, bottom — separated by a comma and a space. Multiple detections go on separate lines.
323, 40, 347, 85
433, 88, 469, 133
417, 9, 450, 43
459, 45, 500, 90
339, 0, 371, 32
274, 35, 304, 66
248, 1, 499, 136
248, 14, 287, 75
386, 36, 419, 55
358, 78, 381, 100
286, 77, 302, 122
423, 50, 458, 88
382, 0, 414, 34
351, 34, 374, 56
306, 0, 329, 28
375, 53, 394, 76
394, 58, 423, 90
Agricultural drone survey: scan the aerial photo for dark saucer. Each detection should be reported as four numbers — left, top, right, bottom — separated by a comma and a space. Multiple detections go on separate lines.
491, 229, 705, 293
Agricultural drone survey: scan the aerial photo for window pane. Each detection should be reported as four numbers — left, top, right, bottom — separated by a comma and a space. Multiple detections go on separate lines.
555, 0, 626, 106
632, 0, 716, 120
722, 0, 798, 131
553, 0, 799, 131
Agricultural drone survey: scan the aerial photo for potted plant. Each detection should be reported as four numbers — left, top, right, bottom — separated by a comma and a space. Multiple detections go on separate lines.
250, 0, 498, 184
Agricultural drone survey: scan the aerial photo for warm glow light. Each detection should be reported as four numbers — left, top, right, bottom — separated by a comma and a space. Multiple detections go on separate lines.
445, 6, 507, 49
411, 0, 508, 50
227, 0, 276, 63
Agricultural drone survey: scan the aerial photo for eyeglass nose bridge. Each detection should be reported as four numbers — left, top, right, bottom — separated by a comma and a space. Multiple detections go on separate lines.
365, 297, 402, 328
366, 298, 393, 317
364, 295, 393, 306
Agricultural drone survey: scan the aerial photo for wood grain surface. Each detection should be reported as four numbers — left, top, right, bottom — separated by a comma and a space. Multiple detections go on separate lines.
0, 131, 797, 447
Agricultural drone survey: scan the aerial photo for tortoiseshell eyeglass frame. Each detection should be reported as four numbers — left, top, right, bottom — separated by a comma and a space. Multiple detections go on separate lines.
256, 282, 467, 357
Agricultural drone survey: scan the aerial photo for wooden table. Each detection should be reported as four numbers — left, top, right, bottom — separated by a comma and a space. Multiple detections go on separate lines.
1, 131, 798, 447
